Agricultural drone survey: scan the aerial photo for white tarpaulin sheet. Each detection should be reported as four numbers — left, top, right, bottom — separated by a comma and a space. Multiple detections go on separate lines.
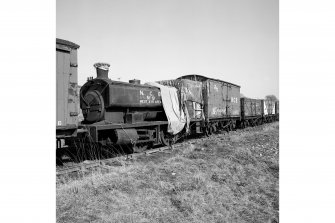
145, 82, 186, 135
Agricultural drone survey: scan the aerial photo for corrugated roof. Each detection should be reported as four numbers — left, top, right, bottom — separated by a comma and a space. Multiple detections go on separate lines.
56, 38, 80, 49
177, 74, 240, 88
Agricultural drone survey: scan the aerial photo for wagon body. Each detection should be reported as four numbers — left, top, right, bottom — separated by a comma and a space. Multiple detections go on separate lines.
156, 78, 204, 121
177, 75, 240, 121
262, 100, 276, 115
275, 101, 279, 115
240, 98, 262, 118
56, 38, 80, 138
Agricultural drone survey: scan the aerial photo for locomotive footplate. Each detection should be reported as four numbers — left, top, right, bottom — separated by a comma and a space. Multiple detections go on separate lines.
83, 121, 168, 131
82, 121, 169, 145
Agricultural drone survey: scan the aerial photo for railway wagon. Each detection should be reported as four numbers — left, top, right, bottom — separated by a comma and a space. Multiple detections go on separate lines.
156, 78, 204, 134
275, 101, 279, 121
156, 78, 204, 120
240, 98, 263, 127
262, 99, 276, 122
177, 75, 240, 133
56, 38, 80, 143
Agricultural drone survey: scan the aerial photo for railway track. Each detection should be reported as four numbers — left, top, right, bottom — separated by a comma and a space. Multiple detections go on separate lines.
56, 145, 173, 176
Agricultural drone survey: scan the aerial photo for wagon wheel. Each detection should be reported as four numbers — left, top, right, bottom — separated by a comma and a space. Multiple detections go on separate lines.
160, 130, 169, 146
225, 122, 230, 133
211, 125, 217, 134
203, 126, 209, 137
208, 126, 213, 135
229, 122, 233, 131
160, 130, 176, 146
232, 121, 236, 130
251, 119, 256, 127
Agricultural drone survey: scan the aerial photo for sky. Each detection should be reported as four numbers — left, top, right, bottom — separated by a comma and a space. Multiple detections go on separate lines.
57, 0, 278, 99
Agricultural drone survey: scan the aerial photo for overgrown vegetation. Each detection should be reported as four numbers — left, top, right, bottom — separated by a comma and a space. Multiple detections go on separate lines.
265, 95, 278, 101
57, 122, 279, 223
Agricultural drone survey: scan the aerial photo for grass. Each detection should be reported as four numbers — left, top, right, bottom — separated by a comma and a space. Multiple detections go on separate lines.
57, 122, 279, 223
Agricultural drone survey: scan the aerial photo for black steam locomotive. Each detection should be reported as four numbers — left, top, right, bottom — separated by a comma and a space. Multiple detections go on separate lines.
79, 62, 170, 148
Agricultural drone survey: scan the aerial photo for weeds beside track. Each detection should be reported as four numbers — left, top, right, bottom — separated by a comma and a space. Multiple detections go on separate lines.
57, 122, 279, 223
56, 122, 278, 177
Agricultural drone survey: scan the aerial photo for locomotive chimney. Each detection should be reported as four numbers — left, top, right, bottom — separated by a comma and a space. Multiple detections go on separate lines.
94, 62, 110, 79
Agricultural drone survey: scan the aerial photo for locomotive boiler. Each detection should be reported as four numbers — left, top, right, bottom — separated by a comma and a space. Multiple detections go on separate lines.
80, 63, 165, 124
